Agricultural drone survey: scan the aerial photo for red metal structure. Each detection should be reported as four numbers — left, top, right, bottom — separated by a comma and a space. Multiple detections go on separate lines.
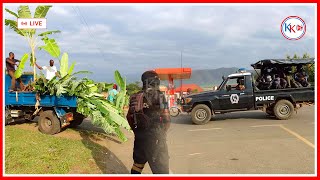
154, 68, 192, 107
175, 84, 204, 93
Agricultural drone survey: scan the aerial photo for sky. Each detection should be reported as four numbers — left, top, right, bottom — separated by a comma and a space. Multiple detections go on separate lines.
4, 4, 316, 82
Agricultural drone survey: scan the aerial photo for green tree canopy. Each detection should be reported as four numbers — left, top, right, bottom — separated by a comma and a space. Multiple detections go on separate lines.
286, 53, 314, 83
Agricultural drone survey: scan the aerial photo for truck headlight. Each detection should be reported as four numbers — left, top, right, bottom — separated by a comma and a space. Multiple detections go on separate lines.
185, 98, 192, 104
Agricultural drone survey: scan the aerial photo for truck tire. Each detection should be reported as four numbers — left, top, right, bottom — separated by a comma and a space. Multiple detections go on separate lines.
38, 110, 61, 135
191, 104, 212, 125
5, 109, 11, 125
273, 100, 294, 120
69, 113, 85, 128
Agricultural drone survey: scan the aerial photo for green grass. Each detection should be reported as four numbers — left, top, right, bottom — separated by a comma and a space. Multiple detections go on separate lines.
5, 126, 106, 174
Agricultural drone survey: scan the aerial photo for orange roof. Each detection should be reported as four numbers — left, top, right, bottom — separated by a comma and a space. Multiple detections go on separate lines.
154, 68, 192, 80
175, 84, 203, 92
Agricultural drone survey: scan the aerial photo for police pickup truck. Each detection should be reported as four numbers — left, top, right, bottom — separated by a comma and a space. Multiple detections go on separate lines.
181, 59, 315, 125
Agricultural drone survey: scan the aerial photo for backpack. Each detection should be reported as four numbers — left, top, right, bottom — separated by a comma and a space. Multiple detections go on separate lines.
127, 91, 164, 130
126, 92, 151, 130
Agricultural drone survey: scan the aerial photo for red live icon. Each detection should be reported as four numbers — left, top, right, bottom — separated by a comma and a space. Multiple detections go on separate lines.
18, 18, 46, 29
30, 20, 42, 26
21, 21, 27, 26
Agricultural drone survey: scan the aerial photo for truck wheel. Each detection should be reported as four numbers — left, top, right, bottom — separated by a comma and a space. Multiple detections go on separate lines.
191, 104, 212, 125
273, 100, 294, 120
5, 109, 11, 125
69, 113, 85, 128
38, 110, 61, 135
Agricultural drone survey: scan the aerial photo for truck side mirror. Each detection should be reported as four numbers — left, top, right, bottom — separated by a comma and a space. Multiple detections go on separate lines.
226, 85, 232, 91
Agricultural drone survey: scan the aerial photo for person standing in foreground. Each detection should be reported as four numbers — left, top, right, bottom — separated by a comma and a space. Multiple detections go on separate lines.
6, 52, 24, 91
126, 70, 171, 174
35, 59, 60, 80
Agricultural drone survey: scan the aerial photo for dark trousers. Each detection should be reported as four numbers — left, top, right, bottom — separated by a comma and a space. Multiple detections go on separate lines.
132, 129, 169, 174
8, 70, 24, 90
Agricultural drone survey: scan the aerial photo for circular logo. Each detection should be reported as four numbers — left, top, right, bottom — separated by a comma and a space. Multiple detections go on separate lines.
281, 16, 306, 40
230, 94, 239, 104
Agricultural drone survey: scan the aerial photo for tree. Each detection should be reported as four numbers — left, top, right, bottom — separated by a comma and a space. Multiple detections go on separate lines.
286, 53, 314, 82
293, 53, 300, 59
126, 81, 141, 96
5, 5, 60, 80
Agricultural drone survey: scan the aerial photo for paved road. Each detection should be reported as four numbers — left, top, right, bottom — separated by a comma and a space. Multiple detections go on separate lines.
166, 106, 315, 174
23, 105, 315, 174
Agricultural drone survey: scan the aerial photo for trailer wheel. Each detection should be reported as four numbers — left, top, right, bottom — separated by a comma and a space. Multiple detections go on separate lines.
38, 110, 61, 135
273, 100, 294, 120
169, 107, 180, 117
191, 104, 212, 125
5, 109, 11, 125
69, 113, 85, 128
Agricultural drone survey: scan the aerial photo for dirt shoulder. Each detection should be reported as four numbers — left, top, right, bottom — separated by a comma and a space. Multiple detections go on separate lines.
4, 119, 150, 174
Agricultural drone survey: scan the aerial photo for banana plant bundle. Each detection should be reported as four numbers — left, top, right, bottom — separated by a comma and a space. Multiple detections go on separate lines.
34, 70, 131, 142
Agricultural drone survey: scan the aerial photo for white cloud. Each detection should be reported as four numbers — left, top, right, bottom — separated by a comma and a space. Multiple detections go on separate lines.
50, 6, 71, 16
4, 4, 315, 81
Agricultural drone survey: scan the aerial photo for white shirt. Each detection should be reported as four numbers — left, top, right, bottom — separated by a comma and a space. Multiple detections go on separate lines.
42, 66, 57, 80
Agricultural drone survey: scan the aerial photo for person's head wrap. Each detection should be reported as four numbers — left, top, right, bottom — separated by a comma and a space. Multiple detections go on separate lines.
141, 70, 160, 90
141, 70, 161, 105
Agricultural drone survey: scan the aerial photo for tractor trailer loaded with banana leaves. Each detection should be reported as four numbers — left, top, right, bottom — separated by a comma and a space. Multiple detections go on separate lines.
5, 5, 131, 142
5, 68, 131, 142
181, 59, 315, 125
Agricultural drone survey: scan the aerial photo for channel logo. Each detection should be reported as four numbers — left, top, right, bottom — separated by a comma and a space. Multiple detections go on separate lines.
280, 16, 306, 40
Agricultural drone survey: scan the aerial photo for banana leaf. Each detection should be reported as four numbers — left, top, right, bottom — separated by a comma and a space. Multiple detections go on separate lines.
39, 37, 60, 58
92, 99, 131, 131
34, 5, 52, 18
34, 70, 131, 142
18, 6, 35, 36
38, 30, 61, 37
14, 53, 29, 78
5, 8, 19, 18
60, 53, 69, 77
5, 19, 26, 37
114, 70, 125, 90
18, 5, 32, 18
68, 62, 76, 75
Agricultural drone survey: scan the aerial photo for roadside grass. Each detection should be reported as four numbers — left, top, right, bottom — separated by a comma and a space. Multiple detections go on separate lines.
5, 126, 111, 174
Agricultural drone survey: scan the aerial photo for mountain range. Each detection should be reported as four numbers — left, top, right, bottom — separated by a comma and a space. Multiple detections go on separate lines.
124, 67, 248, 87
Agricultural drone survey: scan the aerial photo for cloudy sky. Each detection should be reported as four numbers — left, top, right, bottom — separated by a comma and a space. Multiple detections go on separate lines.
4, 4, 315, 82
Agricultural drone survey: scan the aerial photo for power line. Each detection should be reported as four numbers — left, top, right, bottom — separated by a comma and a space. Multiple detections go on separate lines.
71, 6, 107, 61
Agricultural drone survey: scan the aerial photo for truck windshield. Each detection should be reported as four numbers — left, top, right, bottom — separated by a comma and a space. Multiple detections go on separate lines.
217, 79, 226, 91
217, 76, 246, 91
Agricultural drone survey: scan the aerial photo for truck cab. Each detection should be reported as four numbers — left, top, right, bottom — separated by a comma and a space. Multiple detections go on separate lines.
214, 72, 255, 111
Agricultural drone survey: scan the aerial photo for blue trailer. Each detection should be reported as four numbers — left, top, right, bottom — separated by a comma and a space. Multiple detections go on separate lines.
5, 73, 85, 134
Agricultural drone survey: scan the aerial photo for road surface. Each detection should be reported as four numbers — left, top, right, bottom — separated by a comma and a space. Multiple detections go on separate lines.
6, 106, 316, 174
166, 106, 315, 174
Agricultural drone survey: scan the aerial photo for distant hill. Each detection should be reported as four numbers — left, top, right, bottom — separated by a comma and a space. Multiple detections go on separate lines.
124, 67, 244, 87
94, 67, 259, 89
182, 67, 239, 87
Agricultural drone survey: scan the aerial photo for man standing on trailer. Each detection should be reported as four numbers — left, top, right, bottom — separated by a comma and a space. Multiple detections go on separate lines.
35, 59, 60, 80
6, 52, 24, 91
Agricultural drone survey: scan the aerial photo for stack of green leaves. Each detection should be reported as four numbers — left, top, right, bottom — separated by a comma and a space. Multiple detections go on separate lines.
34, 56, 131, 142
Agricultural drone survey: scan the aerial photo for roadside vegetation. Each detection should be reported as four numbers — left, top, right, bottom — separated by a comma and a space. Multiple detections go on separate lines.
5, 126, 129, 174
